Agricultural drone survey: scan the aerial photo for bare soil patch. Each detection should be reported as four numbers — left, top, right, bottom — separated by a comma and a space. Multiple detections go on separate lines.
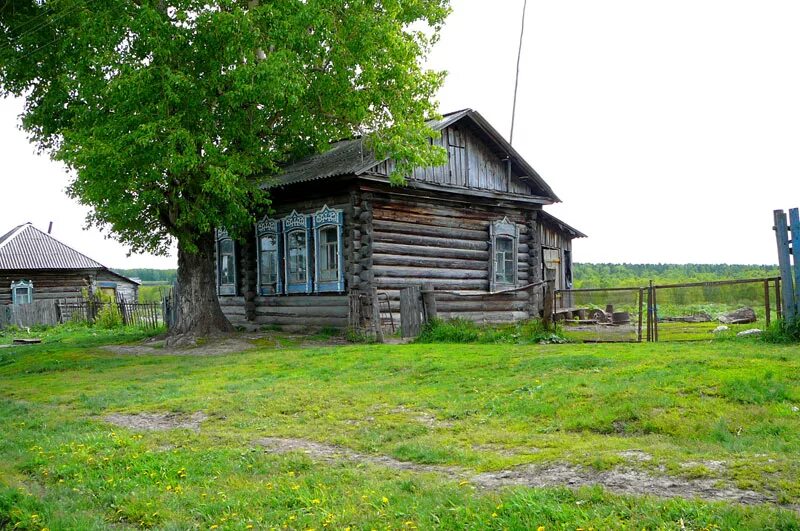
105, 411, 207, 432
102, 337, 259, 356
389, 405, 454, 428
255, 436, 783, 509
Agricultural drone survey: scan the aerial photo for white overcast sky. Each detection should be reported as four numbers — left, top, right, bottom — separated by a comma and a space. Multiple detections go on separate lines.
2, 0, 798, 268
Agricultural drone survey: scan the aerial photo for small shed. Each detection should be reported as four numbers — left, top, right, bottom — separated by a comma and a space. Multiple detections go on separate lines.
0, 223, 140, 305
214, 109, 585, 329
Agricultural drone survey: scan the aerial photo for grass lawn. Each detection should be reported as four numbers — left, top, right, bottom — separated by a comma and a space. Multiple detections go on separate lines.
1, 327, 799, 529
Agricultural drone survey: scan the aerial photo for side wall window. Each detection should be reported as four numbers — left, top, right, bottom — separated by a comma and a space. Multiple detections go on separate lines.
490, 218, 518, 292
313, 205, 345, 292
282, 211, 313, 294
256, 217, 282, 296
11, 280, 33, 304
216, 229, 237, 296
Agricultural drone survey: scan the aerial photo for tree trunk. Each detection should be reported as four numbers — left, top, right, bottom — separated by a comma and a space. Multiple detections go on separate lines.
167, 231, 234, 346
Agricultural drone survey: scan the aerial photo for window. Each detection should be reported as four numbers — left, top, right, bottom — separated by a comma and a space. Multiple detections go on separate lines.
256, 217, 282, 295
495, 237, 515, 284
216, 229, 237, 296
282, 210, 313, 294
11, 280, 33, 305
490, 218, 518, 292
313, 205, 345, 292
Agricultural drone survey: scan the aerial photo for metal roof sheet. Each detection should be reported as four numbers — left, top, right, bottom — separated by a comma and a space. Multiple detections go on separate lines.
0, 223, 107, 270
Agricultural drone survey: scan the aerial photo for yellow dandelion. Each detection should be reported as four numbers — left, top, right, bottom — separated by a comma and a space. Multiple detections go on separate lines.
491, 513, 498, 518
538, 527, 546, 531
312, 499, 321, 504
381, 496, 389, 504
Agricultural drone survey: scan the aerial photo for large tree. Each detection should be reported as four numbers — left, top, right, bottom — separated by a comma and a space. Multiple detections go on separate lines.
0, 0, 449, 343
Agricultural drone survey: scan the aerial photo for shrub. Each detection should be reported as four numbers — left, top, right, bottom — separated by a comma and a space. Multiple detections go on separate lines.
762, 316, 800, 344
94, 292, 123, 329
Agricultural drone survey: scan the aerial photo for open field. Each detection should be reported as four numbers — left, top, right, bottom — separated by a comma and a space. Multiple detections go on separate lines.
1, 327, 799, 529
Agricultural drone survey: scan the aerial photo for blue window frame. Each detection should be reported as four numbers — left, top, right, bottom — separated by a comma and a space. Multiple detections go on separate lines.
256, 216, 283, 296
11, 280, 33, 305
313, 205, 345, 292
282, 211, 313, 294
216, 228, 237, 296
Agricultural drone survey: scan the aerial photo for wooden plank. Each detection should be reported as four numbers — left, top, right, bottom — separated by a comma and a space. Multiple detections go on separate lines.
774, 209, 795, 320
790, 208, 800, 316
399, 286, 422, 338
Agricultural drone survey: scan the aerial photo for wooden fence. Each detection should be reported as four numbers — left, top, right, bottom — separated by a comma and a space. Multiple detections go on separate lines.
0, 300, 162, 330
774, 208, 800, 320
0, 300, 60, 328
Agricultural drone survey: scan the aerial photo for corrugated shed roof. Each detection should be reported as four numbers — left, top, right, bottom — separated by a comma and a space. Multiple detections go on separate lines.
539, 211, 587, 239
0, 223, 107, 270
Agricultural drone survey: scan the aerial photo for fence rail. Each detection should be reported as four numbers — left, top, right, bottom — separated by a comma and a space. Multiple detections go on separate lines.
555, 276, 780, 342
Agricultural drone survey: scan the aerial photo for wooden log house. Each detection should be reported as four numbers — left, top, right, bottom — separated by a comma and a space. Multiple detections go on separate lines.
0, 223, 139, 305
216, 109, 585, 329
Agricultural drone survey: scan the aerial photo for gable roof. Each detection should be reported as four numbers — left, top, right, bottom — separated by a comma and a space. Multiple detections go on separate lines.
0, 223, 107, 270
263, 109, 559, 202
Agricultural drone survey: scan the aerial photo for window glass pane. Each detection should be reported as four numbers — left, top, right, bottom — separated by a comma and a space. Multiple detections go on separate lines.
218, 238, 235, 287
14, 287, 31, 304
495, 237, 514, 284
259, 235, 278, 291
219, 239, 234, 255
319, 227, 339, 282
287, 230, 307, 283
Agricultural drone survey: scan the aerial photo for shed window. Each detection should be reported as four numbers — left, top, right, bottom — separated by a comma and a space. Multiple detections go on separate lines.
282, 210, 313, 294
313, 205, 345, 292
216, 229, 237, 296
256, 217, 282, 295
11, 280, 33, 305
490, 218, 518, 292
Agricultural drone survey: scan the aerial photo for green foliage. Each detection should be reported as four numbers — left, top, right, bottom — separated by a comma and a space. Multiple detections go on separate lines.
0, 1, 450, 254
114, 269, 177, 283
574, 263, 780, 289
94, 291, 123, 329
763, 316, 800, 344
417, 318, 567, 345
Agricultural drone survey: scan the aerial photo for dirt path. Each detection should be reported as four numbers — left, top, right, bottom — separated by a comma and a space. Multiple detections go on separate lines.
254, 437, 784, 509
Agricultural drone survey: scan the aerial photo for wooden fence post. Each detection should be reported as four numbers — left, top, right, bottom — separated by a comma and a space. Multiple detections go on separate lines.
764, 279, 771, 328
637, 288, 644, 343
774, 209, 796, 320
370, 287, 385, 343
790, 208, 800, 316
399, 286, 422, 338
421, 283, 437, 322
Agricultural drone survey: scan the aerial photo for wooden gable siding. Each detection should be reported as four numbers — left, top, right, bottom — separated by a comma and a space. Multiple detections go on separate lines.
368, 125, 533, 196
218, 191, 355, 330
370, 193, 536, 323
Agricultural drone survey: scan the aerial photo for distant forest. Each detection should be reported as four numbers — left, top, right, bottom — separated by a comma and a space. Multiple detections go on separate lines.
115, 269, 177, 283
114, 264, 780, 289
573, 263, 780, 288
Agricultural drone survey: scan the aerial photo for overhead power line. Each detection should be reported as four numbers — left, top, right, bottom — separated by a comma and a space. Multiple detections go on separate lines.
509, 0, 527, 146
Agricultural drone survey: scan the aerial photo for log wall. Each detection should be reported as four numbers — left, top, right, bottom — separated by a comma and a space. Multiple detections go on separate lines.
1, 269, 93, 305
369, 192, 538, 323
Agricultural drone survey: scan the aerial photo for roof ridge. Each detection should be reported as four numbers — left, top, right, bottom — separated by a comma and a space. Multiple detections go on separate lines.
0, 223, 30, 252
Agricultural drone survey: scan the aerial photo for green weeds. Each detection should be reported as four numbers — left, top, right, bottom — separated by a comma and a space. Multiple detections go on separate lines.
416, 318, 566, 345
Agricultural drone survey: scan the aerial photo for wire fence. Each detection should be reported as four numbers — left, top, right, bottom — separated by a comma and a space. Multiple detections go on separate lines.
555, 277, 780, 342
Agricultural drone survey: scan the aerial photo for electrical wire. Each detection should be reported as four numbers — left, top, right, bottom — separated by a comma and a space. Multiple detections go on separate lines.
509, 0, 527, 145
